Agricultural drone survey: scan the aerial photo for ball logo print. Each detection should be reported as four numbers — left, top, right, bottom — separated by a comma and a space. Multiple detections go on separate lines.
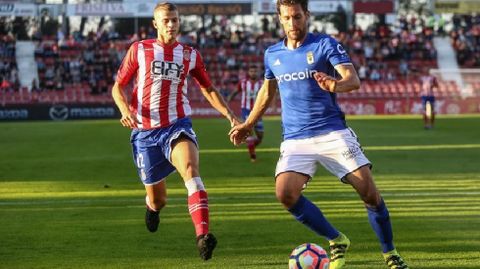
49, 105, 69, 121
289, 243, 329, 269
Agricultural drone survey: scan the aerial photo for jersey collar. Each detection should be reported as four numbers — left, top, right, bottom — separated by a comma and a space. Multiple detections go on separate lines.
282, 33, 313, 51
155, 39, 179, 48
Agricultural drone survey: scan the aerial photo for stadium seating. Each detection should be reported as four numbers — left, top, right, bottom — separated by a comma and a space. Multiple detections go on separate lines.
1, 17, 478, 106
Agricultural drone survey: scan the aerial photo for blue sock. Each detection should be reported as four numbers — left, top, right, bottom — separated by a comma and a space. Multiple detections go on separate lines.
366, 199, 394, 253
288, 195, 339, 240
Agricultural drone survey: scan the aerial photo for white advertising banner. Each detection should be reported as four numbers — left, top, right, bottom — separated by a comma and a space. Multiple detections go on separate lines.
0, 3, 36, 17
66, 2, 252, 17
258, 0, 349, 14
257, 0, 276, 14
132, 3, 157, 18
309, 1, 348, 13
66, 3, 135, 17
124, 0, 250, 3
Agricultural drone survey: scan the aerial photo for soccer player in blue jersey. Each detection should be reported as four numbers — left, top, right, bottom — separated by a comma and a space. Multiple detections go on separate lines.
229, 1, 409, 268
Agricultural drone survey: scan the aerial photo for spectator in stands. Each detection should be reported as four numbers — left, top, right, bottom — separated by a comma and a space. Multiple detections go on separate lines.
262, 16, 270, 33
386, 70, 396, 81
217, 46, 227, 63
357, 65, 368, 81
230, 31, 240, 48
450, 16, 480, 68
226, 54, 237, 70
44, 66, 55, 90
10, 65, 19, 90
399, 60, 409, 77
0, 76, 12, 91
54, 73, 64, 91
31, 78, 40, 92
370, 69, 381, 81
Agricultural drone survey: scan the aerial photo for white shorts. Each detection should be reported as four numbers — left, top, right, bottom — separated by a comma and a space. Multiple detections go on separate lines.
275, 128, 371, 182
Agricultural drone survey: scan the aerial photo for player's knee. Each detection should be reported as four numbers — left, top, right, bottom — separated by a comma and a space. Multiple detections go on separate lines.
361, 190, 381, 207
150, 196, 167, 210
276, 189, 299, 208
180, 162, 199, 179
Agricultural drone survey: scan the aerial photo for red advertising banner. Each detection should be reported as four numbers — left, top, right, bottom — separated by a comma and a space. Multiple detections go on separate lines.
188, 97, 480, 118
337, 97, 480, 115
353, 0, 394, 14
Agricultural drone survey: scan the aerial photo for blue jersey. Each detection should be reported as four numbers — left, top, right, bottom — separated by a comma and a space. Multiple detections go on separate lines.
264, 33, 350, 140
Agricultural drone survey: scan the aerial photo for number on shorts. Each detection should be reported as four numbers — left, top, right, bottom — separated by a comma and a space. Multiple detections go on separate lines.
136, 153, 145, 168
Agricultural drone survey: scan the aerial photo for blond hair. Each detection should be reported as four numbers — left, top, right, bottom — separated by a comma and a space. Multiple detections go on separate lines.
154, 2, 177, 15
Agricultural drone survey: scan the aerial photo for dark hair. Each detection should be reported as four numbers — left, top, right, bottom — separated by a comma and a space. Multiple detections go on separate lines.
276, 0, 309, 14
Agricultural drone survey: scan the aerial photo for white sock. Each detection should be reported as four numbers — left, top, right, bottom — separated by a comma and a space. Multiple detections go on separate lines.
184, 177, 205, 196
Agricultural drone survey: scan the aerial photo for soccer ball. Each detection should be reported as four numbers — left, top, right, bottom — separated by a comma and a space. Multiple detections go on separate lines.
289, 243, 330, 269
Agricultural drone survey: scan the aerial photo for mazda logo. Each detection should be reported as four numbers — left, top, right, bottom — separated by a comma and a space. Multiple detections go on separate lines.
49, 105, 69, 121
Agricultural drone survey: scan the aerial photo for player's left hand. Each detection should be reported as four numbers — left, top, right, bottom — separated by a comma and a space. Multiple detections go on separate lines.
120, 112, 139, 129
313, 72, 337, 92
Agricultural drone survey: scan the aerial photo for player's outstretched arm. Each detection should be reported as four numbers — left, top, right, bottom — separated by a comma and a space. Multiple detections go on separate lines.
229, 79, 277, 146
200, 85, 241, 127
112, 81, 138, 129
226, 90, 238, 103
313, 64, 360, 93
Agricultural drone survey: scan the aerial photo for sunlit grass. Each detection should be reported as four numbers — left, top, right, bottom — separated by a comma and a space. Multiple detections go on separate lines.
1, 116, 480, 268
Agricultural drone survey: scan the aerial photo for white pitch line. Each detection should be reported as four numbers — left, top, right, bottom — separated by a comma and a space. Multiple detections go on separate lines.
1, 191, 480, 206
199, 144, 480, 154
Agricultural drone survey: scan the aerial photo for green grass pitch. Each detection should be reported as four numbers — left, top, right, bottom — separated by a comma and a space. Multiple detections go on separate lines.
1, 115, 479, 268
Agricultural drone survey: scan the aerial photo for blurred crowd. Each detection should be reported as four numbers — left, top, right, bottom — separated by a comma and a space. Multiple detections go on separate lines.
0, 34, 19, 92
34, 30, 126, 94
0, 13, 479, 103
449, 14, 480, 68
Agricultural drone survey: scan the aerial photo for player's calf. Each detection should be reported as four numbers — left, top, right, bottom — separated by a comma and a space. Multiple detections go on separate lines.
246, 136, 257, 162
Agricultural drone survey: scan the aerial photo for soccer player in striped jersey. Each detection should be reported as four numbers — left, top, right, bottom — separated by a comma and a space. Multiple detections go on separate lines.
227, 65, 264, 162
229, 1, 409, 268
111, 2, 240, 261
420, 68, 438, 129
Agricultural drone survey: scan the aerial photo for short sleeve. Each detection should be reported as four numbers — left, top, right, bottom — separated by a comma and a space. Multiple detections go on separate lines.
264, 48, 275, 80
116, 42, 139, 86
190, 50, 212, 89
324, 36, 351, 67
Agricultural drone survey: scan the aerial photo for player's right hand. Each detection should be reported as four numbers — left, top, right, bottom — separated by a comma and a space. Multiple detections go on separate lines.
229, 115, 242, 128
228, 123, 251, 146
313, 72, 337, 92
120, 113, 139, 129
